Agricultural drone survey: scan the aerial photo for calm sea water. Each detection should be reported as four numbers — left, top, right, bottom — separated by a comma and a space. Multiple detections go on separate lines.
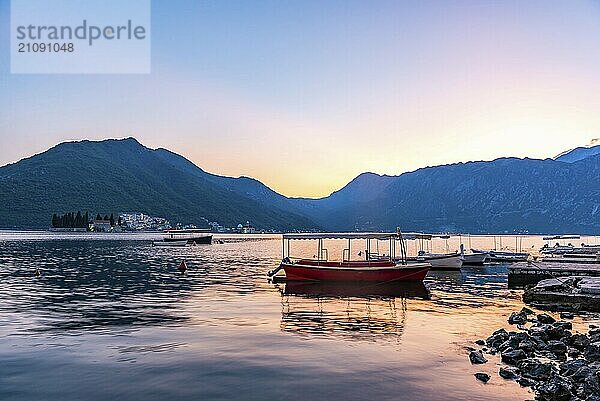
1, 231, 599, 401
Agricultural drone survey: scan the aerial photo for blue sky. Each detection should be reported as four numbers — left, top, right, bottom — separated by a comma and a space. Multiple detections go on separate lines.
1, 0, 600, 196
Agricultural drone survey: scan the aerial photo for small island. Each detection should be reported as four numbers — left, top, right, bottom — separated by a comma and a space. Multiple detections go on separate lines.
50, 211, 121, 232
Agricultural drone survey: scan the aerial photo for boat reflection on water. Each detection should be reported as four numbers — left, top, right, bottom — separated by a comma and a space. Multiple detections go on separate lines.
282, 281, 430, 299
277, 281, 430, 342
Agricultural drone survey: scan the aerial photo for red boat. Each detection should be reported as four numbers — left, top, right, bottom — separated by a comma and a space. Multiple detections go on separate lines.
268, 232, 430, 282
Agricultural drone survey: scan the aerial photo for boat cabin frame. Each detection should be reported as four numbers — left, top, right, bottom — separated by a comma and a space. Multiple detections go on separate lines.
281, 232, 409, 265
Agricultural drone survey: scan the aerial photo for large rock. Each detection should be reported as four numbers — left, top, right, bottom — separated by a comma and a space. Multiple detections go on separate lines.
585, 342, 600, 362
469, 350, 487, 364
518, 359, 554, 381
508, 311, 527, 325
590, 328, 600, 343
547, 340, 568, 355
572, 366, 595, 383
536, 375, 574, 401
499, 366, 520, 380
486, 328, 509, 349
560, 311, 574, 319
530, 335, 549, 350
501, 349, 526, 365
559, 359, 587, 376
474, 372, 490, 383
546, 324, 571, 341
517, 377, 536, 387
520, 307, 535, 315
584, 372, 600, 398
568, 347, 581, 358
529, 324, 551, 342
510, 331, 530, 342
498, 332, 529, 352
537, 313, 557, 324
518, 340, 536, 353
553, 321, 573, 331
570, 333, 591, 350
498, 340, 516, 353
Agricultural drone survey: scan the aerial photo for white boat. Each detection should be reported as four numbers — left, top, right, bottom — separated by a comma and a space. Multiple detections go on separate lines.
541, 243, 600, 255
462, 252, 488, 265
406, 252, 463, 270
458, 244, 488, 265
152, 228, 213, 247
151, 240, 188, 247
472, 249, 529, 263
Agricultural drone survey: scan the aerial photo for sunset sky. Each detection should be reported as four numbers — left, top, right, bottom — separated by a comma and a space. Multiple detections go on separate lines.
1, 0, 600, 197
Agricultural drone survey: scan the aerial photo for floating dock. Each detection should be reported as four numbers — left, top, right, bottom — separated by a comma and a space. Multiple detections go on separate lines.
508, 261, 600, 287
522, 276, 600, 311
539, 256, 600, 264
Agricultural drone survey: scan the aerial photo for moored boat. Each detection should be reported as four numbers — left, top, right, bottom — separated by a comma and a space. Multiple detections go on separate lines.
406, 252, 464, 270
152, 240, 188, 247
152, 228, 213, 246
472, 249, 529, 263
269, 232, 430, 283
541, 243, 600, 256
461, 252, 488, 266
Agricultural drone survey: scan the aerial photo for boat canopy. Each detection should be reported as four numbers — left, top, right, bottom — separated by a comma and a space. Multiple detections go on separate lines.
283, 232, 400, 240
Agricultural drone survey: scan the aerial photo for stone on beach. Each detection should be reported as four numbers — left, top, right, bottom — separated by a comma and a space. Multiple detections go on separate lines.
590, 328, 600, 343
560, 311, 574, 320
469, 350, 487, 364
520, 307, 535, 315
508, 311, 527, 325
537, 313, 556, 324
584, 342, 600, 362
501, 349, 526, 365
486, 328, 509, 349
475, 308, 600, 401
559, 359, 587, 377
536, 375, 574, 401
499, 366, 519, 380
474, 372, 490, 383
569, 333, 590, 350
518, 359, 554, 381
547, 340, 568, 355
517, 376, 536, 387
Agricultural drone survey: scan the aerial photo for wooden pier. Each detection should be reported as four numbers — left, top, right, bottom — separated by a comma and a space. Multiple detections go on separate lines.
508, 261, 600, 287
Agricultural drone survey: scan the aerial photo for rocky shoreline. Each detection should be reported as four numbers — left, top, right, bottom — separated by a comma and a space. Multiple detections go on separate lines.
469, 307, 600, 401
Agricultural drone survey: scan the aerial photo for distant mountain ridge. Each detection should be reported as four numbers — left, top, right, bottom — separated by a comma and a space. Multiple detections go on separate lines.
554, 143, 600, 163
0, 138, 319, 230
295, 156, 600, 233
1, 138, 599, 233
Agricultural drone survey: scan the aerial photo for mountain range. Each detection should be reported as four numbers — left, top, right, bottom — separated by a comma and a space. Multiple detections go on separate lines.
0, 138, 598, 234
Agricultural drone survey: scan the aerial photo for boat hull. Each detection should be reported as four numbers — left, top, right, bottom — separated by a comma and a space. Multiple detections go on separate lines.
152, 241, 187, 247
280, 260, 430, 282
472, 249, 529, 263
406, 254, 463, 270
462, 253, 488, 266
163, 235, 213, 245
